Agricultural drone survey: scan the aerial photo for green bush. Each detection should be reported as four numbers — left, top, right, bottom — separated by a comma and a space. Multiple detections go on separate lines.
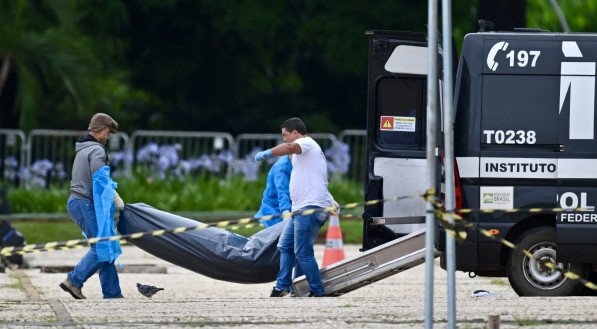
8, 188, 69, 213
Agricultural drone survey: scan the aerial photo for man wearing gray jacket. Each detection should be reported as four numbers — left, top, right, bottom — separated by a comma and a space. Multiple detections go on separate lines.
59, 113, 125, 299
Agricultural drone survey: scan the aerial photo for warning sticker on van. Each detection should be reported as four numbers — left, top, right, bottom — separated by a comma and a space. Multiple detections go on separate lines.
380, 116, 416, 132
480, 186, 514, 210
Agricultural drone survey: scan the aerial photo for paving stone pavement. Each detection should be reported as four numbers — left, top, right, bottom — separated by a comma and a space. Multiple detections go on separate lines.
1, 244, 597, 328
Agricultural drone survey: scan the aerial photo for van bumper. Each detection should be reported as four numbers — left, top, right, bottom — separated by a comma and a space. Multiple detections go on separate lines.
437, 226, 506, 273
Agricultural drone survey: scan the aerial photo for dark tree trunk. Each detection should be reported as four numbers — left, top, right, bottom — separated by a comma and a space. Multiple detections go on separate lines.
477, 0, 526, 32
0, 55, 11, 99
0, 55, 19, 129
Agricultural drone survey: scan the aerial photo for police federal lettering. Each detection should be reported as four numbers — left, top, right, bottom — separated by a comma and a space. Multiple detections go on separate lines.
560, 213, 597, 223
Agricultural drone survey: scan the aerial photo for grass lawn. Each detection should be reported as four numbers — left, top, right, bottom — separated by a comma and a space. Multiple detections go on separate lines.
13, 221, 84, 244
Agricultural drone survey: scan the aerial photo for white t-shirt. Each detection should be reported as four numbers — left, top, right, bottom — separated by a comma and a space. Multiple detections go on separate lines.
289, 136, 332, 211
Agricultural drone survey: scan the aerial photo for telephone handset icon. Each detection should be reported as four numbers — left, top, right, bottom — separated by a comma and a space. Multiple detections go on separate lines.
486, 41, 509, 71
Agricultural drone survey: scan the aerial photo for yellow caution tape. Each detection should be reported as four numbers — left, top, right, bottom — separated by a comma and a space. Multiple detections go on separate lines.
0, 193, 423, 257
4, 188, 594, 292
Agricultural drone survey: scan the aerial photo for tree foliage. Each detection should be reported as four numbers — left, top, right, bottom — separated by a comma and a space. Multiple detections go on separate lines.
2, 0, 592, 134
527, 0, 597, 32
0, 0, 98, 131
0, 0, 152, 131
122, 1, 436, 133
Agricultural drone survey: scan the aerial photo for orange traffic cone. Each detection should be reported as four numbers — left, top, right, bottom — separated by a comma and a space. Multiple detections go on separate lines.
322, 214, 345, 267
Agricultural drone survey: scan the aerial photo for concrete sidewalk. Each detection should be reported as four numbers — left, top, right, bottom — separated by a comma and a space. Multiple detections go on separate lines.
1, 245, 597, 328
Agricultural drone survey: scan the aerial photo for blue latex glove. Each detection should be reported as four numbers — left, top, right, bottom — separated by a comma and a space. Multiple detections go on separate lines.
255, 149, 273, 162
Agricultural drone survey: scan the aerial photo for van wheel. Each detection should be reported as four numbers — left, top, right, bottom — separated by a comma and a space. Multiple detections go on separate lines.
506, 226, 588, 296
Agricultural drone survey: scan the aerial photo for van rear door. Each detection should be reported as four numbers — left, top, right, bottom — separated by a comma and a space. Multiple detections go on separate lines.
362, 31, 435, 250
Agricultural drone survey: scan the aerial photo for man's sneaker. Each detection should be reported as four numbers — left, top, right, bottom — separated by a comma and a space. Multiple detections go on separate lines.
59, 279, 86, 299
270, 287, 289, 297
308, 292, 325, 297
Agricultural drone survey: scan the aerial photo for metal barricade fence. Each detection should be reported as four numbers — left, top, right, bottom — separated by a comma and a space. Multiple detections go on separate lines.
6, 129, 365, 186
234, 134, 282, 159
233, 132, 357, 180
234, 134, 283, 178
338, 129, 366, 183
129, 131, 235, 179
234, 133, 339, 157
0, 129, 26, 187
310, 133, 339, 151
26, 130, 129, 187
233, 133, 342, 178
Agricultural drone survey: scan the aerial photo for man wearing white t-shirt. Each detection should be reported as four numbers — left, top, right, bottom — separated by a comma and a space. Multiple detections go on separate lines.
255, 117, 338, 297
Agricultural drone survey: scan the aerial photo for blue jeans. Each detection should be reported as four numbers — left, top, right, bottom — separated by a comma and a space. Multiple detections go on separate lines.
276, 206, 327, 296
66, 197, 122, 298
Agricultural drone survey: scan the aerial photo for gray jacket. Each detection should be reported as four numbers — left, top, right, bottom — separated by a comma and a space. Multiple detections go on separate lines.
69, 140, 108, 200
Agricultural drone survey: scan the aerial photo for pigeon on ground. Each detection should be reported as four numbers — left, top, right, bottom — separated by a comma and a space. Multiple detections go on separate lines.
136, 283, 164, 298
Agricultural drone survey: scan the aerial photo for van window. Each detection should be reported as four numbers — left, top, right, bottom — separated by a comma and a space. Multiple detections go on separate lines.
481, 75, 559, 149
375, 77, 426, 148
